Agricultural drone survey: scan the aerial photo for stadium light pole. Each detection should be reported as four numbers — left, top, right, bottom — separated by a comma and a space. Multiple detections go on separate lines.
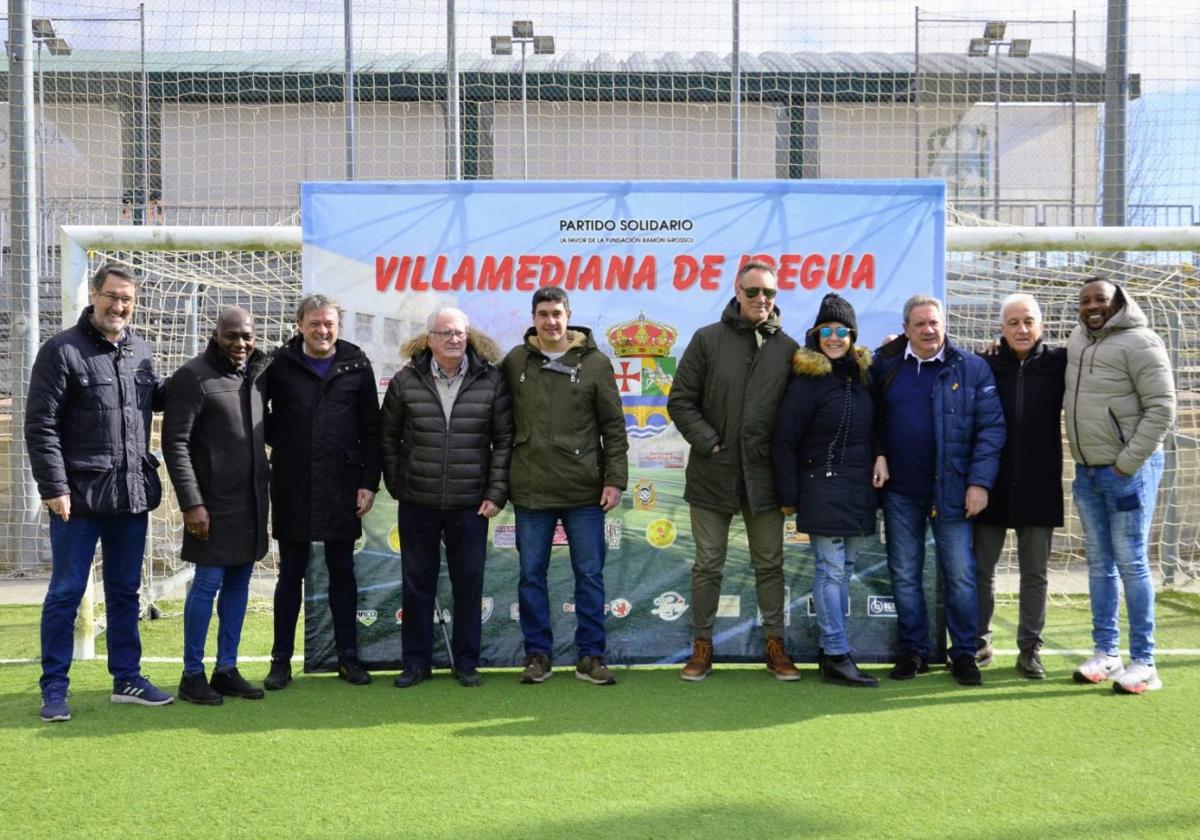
32, 19, 70, 265
968, 22, 1031, 222
492, 20, 554, 180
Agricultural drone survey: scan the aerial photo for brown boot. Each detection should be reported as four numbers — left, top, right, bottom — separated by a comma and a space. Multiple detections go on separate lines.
765, 636, 802, 682
680, 638, 713, 682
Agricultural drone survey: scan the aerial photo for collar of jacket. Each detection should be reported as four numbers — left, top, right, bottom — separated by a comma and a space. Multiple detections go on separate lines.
410, 344, 489, 381
996, 336, 1045, 366
877, 333, 964, 365
204, 338, 269, 376
791, 345, 871, 381
277, 335, 368, 377
77, 305, 134, 351
520, 325, 595, 360
720, 297, 783, 335
402, 328, 503, 365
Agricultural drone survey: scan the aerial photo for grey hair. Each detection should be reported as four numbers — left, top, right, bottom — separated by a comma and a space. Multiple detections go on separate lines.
902, 294, 944, 325
1000, 293, 1042, 323
425, 306, 470, 332
295, 293, 343, 324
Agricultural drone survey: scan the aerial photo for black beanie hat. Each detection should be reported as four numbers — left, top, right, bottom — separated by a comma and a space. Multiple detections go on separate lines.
810, 293, 858, 340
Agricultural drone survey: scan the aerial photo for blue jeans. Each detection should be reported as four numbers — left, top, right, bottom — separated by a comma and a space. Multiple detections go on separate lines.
515, 504, 607, 658
1073, 451, 1163, 664
810, 535, 870, 656
41, 513, 148, 691
182, 563, 255, 674
882, 492, 978, 659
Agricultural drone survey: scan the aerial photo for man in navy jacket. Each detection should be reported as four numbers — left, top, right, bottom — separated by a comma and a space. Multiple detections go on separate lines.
872, 295, 1005, 686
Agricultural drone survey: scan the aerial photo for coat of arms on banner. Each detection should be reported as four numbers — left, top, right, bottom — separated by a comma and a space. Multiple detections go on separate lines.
632, 478, 658, 511
608, 312, 678, 440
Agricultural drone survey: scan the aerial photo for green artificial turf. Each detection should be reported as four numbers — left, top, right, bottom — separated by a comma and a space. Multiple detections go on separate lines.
2, 595, 1199, 839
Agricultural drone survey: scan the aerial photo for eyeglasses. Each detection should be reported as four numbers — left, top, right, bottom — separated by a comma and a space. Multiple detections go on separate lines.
429, 329, 467, 341
739, 286, 777, 300
97, 291, 135, 307
818, 326, 851, 339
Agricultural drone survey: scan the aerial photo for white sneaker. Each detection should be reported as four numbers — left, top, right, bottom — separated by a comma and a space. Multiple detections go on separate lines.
1113, 660, 1162, 694
1073, 651, 1125, 684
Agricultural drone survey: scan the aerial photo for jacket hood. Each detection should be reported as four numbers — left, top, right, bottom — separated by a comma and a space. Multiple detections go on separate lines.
719, 297, 784, 334
1084, 281, 1150, 337
401, 327, 503, 364
520, 325, 596, 356
203, 337, 270, 375
791, 345, 871, 381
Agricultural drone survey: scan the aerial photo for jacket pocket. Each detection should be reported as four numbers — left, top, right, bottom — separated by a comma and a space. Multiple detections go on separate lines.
1107, 408, 1128, 445
142, 452, 163, 510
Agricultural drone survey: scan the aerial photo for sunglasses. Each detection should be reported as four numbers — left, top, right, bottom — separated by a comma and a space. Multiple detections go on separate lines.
817, 326, 851, 339
739, 286, 777, 300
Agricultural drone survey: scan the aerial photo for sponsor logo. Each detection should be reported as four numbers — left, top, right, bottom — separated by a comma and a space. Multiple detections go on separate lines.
388, 525, 402, 554
434, 608, 452, 624
637, 450, 686, 469
493, 524, 517, 548
867, 595, 897, 617
606, 520, 623, 549
481, 597, 494, 623
646, 518, 676, 548
552, 524, 570, 545
633, 478, 658, 511
609, 597, 633, 618
394, 608, 404, 625
563, 602, 576, 613
783, 520, 809, 545
716, 595, 741, 618
379, 375, 392, 388
806, 595, 851, 617
756, 586, 791, 627
357, 609, 378, 627
608, 313, 679, 440
509, 603, 520, 621
652, 591, 688, 621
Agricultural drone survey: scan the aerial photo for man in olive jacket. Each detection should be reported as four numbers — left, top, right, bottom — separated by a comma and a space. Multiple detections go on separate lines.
500, 287, 628, 686
381, 307, 514, 689
666, 261, 801, 682
163, 307, 271, 704
1066, 277, 1176, 694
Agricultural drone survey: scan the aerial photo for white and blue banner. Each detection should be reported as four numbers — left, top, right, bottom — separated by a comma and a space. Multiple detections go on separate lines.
299, 179, 944, 671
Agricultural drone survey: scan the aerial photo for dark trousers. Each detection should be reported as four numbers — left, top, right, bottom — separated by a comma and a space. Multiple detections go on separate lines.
271, 539, 360, 661
974, 524, 1052, 653
396, 502, 487, 672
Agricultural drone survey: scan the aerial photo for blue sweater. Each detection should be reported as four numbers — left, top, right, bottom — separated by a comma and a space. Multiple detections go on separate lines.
881, 355, 941, 499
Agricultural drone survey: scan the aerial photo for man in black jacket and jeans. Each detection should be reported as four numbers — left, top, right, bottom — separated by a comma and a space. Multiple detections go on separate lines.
975, 293, 1067, 679
380, 307, 514, 688
263, 294, 382, 689
26, 261, 174, 721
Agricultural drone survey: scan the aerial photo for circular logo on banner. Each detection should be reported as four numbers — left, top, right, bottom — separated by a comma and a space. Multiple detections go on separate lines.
646, 518, 676, 548
388, 525, 402, 554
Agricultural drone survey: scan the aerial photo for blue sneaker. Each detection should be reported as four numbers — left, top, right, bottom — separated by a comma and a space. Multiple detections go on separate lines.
40, 684, 71, 722
111, 676, 174, 706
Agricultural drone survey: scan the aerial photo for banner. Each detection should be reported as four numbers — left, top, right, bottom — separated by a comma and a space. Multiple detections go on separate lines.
300, 179, 945, 671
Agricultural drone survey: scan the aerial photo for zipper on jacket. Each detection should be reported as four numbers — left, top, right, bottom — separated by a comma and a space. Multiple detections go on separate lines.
1107, 407, 1127, 445
1070, 341, 1089, 466
1010, 358, 1025, 511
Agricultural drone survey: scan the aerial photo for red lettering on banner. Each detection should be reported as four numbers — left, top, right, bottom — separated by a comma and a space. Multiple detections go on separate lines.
606, 256, 632, 289
800, 254, 825, 289
577, 256, 602, 289
852, 253, 875, 289
479, 256, 514, 290
776, 254, 800, 290
540, 255, 565, 287
632, 255, 657, 289
431, 255, 451, 291
827, 254, 847, 289
516, 256, 538, 291
376, 256, 399, 291
450, 256, 475, 290
672, 255, 699, 290
698, 255, 724, 290
410, 256, 429, 291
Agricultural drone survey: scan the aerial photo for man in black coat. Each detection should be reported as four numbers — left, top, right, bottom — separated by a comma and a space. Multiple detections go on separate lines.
163, 307, 271, 704
26, 261, 174, 722
975, 293, 1067, 680
381, 307, 514, 688
262, 294, 382, 689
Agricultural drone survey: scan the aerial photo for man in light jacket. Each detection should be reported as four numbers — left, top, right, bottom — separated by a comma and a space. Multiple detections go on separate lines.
1066, 277, 1176, 694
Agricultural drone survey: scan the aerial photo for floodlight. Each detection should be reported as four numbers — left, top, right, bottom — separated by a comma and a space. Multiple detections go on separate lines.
491, 36, 513, 56
983, 21, 1007, 41
47, 38, 72, 57
1008, 39, 1031, 58
512, 20, 534, 39
533, 36, 555, 55
32, 18, 56, 39
968, 38, 990, 57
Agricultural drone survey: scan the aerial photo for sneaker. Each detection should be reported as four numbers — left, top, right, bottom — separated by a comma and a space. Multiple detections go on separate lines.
1016, 649, 1047, 680
111, 676, 175, 706
263, 659, 292, 691
889, 652, 930, 681
680, 638, 714, 682
393, 667, 432, 688
575, 655, 617, 686
337, 655, 372, 686
764, 636, 801, 682
40, 684, 71, 722
1073, 651, 1125, 684
178, 671, 223, 706
519, 654, 553, 684
950, 653, 983, 686
1113, 660, 1162, 694
454, 669, 482, 688
975, 645, 994, 668
210, 667, 265, 700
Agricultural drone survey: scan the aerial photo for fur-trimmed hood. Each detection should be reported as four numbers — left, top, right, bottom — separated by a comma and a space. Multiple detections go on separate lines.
521, 326, 593, 356
791, 345, 871, 381
401, 328, 503, 364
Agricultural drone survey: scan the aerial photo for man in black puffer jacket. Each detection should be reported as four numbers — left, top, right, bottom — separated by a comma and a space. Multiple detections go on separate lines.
380, 307, 514, 688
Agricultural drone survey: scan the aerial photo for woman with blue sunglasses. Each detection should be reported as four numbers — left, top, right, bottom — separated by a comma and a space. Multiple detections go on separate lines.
772, 293, 880, 687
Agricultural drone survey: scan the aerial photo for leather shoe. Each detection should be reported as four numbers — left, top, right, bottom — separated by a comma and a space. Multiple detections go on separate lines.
454, 669, 482, 688
338, 656, 372, 686
393, 668, 432, 688
1017, 648, 1047, 680
888, 652, 930, 681
819, 653, 879, 687
950, 653, 983, 686
210, 667, 265, 699
263, 659, 292, 691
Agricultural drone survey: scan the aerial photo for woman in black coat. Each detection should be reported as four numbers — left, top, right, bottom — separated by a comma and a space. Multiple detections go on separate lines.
773, 294, 879, 687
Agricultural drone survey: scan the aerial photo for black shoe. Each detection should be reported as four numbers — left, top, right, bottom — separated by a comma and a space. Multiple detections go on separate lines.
263, 659, 292, 691
888, 652, 930, 681
1017, 648, 1047, 680
393, 667, 432, 688
950, 654, 983, 686
454, 669, 482, 688
819, 653, 879, 687
338, 656, 372, 686
210, 667, 266, 699
178, 671, 223, 706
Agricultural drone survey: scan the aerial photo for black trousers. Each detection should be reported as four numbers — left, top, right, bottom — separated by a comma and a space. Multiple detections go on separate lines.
396, 502, 487, 672
271, 539, 360, 661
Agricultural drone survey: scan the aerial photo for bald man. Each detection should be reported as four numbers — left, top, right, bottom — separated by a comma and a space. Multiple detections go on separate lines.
163, 306, 273, 705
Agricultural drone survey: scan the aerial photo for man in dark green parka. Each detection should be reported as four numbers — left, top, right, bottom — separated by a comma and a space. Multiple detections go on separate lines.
667, 261, 801, 682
